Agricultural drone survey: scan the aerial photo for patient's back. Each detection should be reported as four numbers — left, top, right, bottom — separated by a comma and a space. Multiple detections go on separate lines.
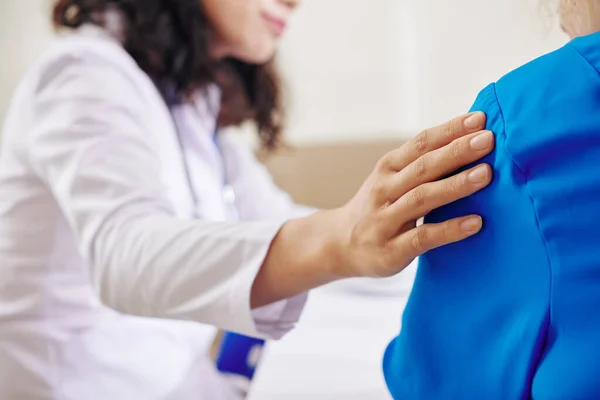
383, 32, 600, 400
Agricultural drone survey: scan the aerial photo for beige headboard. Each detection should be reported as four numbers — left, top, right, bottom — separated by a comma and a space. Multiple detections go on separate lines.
262, 140, 405, 210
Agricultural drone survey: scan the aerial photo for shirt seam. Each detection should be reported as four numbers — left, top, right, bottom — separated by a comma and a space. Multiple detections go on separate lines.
568, 42, 600, 77
491, 82, 554, 398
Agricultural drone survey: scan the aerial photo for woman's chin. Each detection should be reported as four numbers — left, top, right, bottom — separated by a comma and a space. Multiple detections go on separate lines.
234, 43, 277, 65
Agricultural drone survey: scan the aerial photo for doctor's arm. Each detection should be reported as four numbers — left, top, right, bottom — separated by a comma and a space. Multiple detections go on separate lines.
219, 114, 496, 309
250, 113, 496, 307
29, 54, 493, 337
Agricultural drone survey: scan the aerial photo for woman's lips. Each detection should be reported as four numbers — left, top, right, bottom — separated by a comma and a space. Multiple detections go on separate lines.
263, 13, 287, 36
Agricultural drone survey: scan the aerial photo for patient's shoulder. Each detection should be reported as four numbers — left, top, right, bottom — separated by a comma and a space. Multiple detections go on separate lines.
486, 33, 600, 174
468, 42, 581, 143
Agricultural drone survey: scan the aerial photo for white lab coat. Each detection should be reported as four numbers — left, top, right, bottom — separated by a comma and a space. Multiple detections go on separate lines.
0, 25, 313, 399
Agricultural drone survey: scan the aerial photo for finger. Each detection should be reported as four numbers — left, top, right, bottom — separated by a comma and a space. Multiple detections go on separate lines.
392, 215, 483, 261
376, 112, 486, 172
387, 130, 494, 199
383, 163, 492, 228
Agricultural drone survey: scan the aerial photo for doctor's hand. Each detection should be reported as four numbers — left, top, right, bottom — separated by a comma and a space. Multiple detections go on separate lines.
252, 112, 493, 308
335, 111, 493, 279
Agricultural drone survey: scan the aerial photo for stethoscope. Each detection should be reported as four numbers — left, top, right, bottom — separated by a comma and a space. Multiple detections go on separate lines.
211, 132, 240, 221
167, 96, 239, 222
169, 99, 266, 381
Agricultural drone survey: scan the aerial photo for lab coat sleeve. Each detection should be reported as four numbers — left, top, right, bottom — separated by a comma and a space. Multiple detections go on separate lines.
220, 138, 320, 336
27, 52, 303, 339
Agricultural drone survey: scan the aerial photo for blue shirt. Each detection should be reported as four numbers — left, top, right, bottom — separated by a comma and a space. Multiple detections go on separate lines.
383, 32, 600, 400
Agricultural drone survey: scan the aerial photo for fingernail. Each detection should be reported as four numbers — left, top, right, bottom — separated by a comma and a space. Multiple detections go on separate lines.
464, 112, 484, 129
461, 216, 482, 232
470, 131, 493, 151
468, 165, 489, 184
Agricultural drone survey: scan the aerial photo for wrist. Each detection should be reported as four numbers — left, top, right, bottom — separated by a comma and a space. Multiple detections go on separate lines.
316, 207, 357, 279
280, 207, 355, 282
252, 209, 350, 308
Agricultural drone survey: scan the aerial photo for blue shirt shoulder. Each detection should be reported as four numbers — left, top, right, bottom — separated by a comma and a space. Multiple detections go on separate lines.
383, 32, 600, 400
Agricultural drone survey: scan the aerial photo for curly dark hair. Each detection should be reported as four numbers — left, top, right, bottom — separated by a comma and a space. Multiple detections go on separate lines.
52, 0, 285, 150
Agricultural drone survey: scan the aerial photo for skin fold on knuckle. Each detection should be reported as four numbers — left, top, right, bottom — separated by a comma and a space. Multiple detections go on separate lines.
413, 131, 429, 155
377, 153, 394, 172
450, 139, 464, 162
442, 220, 458, 243
443, 119, 460, 139
406, 186, 426, 209
412, 156, 427, 179
448, 173, 466, 197
371, 179, 389, 204
411, 227, 429, 254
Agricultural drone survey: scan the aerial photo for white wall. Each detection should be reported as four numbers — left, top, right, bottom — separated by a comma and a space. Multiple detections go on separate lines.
0, 0, 568, 144
0, 0, 54, 126
279, 0, 567, 144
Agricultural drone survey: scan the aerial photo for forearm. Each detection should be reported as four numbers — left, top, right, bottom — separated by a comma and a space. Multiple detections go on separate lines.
94, 212, 289, 334
250, 208, 348, 308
